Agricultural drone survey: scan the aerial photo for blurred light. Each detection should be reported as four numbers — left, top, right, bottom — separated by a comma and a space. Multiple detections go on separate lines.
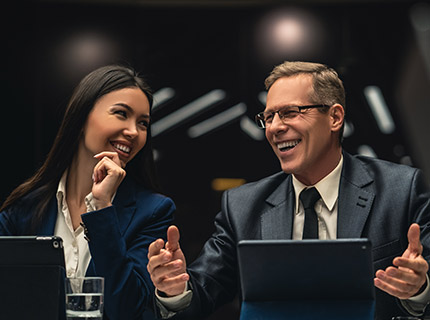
364, 86, 395, 134
410, 2, 430, 32
240, 116, 265, 141
400, 156, 413, 166
153, 87, 176, 111
152, 89, 226, 137
255, 7, 326, 61
258, 91, 267, 106
410, 2, 430, 75
211, 178, 246, 191
56, 32, 119, 79
357, 145, 377, 158
153, 149, 160, 162
343, 121, 354, 138
187, 102, 246, 138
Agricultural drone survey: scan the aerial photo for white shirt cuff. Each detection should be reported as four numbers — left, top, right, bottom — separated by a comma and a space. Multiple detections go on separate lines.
400, 274, 430, 316
155, 282, 192, 314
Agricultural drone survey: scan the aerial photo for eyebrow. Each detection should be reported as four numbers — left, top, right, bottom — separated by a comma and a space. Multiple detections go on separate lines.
264, 105, 300, 112
114, 103, 150, 119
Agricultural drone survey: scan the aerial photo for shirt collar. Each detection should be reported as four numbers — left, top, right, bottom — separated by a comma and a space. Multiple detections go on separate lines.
292, 155, 343, 213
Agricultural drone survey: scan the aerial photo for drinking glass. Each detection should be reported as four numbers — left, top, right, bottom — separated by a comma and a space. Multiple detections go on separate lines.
65, 277, 104, 320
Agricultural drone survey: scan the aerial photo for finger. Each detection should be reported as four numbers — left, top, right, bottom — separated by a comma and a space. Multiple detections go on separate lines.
150, 259, 186, 282
148, 239, 165, 258
166, 225, 180, 252
94, 151, 123, 168
393, 256, 429, 274
93, 156, 125, 183
147, 249, 173, 274
374, 272, 415, 299
407, 223, 423, 256
385, 265, 421, 285
156, 273, 190, 294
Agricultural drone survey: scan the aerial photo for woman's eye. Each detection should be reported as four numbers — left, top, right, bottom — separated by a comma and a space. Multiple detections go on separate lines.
115, 110, 127, 118
138, 120, 149, 128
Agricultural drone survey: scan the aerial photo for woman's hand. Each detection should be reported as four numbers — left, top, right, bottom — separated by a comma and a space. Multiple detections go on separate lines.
91, 151, 126, 209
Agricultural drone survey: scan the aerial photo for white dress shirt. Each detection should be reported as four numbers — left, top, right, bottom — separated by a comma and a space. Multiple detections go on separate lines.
292, 156, 343, 240
54, 171, 93, 278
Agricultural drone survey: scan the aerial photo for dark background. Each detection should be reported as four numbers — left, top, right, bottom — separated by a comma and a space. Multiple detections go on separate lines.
2, 0, 430, 318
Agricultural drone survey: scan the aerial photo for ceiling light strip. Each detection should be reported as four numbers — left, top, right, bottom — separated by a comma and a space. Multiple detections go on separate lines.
152, 89, 226, 137
152, 87, 176, 111
364, 86, 395, 134
240, 116, 265, 141
188, 102, 247, 138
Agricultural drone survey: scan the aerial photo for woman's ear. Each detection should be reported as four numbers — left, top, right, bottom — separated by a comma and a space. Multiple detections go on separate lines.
330, 103, 345, 133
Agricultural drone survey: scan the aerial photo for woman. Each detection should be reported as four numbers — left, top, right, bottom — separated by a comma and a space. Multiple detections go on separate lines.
0, 65, 175, 319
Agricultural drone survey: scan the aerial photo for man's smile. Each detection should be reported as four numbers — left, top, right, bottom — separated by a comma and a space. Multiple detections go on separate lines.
277, 139, 302, 152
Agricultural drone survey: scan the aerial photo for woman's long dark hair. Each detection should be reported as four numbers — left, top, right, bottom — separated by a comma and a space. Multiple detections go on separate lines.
0, 65, 160, 227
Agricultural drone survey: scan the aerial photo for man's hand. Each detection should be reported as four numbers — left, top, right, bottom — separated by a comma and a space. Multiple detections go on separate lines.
374, 223, 429, 299
147, 225, 189, 297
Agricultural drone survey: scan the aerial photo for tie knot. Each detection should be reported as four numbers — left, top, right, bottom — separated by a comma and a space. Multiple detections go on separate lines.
300, 187, 320, 210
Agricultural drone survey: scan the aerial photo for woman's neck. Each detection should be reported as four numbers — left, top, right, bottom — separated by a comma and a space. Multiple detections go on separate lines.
66, 152, 96, 207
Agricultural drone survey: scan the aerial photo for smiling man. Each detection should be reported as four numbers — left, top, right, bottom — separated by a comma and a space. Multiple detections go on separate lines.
147, 61, 430, 319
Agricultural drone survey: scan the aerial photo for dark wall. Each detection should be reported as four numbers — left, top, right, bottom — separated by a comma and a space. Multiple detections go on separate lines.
2, 1, 430, 318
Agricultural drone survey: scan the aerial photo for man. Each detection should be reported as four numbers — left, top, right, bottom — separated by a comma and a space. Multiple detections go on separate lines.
147, 61, 430, 319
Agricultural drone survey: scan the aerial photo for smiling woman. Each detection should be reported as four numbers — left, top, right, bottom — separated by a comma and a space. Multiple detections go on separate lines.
0, 65, 175, 320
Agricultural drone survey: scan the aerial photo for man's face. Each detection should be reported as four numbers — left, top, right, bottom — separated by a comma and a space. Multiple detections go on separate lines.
265, 74, 342, 185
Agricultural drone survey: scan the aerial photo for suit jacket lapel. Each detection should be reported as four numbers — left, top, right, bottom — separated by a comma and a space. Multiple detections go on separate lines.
261, 175, 295, 240
337, 152, 375, 238
112, 176, 137, 235
37, 196, 58, 235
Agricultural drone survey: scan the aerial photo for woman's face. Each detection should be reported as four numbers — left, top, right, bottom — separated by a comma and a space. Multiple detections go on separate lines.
81, 87, 151, 168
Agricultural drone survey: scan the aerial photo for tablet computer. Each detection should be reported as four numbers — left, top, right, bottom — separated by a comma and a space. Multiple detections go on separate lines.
0, 236, 66, 320
237, 239, 374, 302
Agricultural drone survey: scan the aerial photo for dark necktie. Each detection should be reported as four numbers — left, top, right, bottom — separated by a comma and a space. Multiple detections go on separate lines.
300, 187, 321, 239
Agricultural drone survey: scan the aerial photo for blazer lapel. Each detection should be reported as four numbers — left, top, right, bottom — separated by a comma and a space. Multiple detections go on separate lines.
112, 177, 137, 235
37, 196, 58, 235
261, 175, 295, 240
337, 152, 375, 238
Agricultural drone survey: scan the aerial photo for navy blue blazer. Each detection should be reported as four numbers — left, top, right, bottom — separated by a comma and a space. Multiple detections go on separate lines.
171, 152, 430, 320
0, 175, 175, 320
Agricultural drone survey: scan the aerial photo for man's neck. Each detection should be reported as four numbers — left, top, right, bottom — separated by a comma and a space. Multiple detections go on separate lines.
293, 148, 342, 186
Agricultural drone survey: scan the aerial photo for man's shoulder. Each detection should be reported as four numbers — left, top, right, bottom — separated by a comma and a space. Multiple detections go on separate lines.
345, 152, 420, 184
349, 153, 417, 173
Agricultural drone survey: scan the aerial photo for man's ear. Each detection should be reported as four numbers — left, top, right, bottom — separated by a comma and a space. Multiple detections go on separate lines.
330, 104, 345, 133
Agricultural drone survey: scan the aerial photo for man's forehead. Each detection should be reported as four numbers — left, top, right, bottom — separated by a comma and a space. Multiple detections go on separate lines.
265, 76, 313, 111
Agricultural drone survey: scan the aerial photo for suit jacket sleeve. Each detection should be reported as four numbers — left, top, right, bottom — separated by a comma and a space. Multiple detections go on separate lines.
168, 189, 240, 319
82, 190, 175, 320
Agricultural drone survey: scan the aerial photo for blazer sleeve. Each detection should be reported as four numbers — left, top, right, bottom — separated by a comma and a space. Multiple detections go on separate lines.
82, 194, 175, 320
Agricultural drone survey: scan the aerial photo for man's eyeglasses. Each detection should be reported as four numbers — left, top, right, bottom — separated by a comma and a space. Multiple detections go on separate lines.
255, 104, 330, 129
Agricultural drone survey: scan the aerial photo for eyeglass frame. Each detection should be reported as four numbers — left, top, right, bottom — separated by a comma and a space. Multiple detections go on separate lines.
255, 104, 330, 129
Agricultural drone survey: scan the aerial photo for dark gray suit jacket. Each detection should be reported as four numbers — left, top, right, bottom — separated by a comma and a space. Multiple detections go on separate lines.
172, 152, 430, 320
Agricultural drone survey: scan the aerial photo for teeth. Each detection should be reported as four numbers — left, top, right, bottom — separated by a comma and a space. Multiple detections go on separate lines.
277, 140, 300, 150
114, 143, 131, 154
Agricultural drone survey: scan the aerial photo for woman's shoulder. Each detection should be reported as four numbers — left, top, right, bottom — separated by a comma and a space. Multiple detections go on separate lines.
120, 176, 176, 209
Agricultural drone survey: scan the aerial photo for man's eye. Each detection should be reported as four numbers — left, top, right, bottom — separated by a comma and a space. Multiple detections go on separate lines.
265, 114, 274, 122
280, 110, 299, 118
